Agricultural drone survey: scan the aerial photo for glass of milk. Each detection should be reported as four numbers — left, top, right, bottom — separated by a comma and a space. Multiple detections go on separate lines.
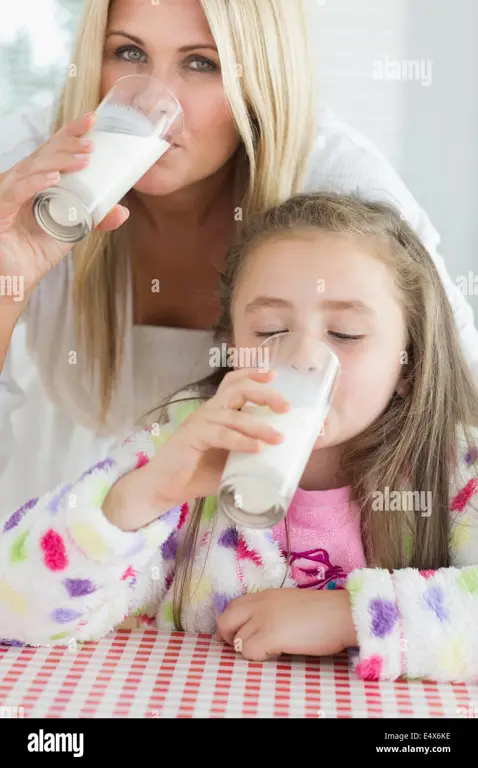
217, 332, 341, 528
33, 75, 183, 243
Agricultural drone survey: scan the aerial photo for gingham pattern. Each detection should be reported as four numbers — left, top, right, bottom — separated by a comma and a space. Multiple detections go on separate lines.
1, 630, 477, 718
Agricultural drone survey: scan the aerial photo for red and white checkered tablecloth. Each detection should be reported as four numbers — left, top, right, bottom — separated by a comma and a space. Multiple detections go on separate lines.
1, 629, 477, 718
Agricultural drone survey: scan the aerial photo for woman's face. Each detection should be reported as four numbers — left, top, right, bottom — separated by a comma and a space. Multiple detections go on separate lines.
232, 231, 409, 451
101, 0, 241, 195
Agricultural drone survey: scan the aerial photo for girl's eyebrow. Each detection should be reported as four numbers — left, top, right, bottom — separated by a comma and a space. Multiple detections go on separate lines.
245, 296, 375, 316
321, 299, 376, 316
105, 30, 218, 53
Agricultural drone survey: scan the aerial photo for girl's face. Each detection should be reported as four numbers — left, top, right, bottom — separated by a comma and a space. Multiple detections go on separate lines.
101, 0, 240, 195
232, 230, 409, 451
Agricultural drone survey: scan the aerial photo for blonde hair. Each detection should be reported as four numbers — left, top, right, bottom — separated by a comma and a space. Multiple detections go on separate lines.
165, 192, 478, 628
49, 0, 318, 423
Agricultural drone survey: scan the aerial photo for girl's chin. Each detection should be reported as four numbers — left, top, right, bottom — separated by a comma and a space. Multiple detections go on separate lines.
312, 433, 328, 450
310, 416, 337, 450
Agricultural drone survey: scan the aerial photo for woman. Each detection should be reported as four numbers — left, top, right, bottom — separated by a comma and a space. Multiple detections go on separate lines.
1, 0, 477, 512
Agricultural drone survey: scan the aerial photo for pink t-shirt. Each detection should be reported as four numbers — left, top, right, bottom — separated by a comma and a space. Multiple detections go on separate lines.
271, 486, 366, 589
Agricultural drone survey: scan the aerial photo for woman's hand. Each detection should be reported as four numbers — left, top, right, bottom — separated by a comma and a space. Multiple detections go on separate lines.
214, 588, 358, 661
102, 367, 290, 530
0, 111, 129, 304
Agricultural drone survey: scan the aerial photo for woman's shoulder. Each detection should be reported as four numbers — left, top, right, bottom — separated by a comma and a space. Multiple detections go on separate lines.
0, 100, 55, 172
303, 102, 440, 248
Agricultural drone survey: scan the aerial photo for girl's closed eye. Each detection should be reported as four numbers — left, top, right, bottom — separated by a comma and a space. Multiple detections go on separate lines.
255, 330, 289, 338
254, 331, 365, 343
328, 331, 365, 343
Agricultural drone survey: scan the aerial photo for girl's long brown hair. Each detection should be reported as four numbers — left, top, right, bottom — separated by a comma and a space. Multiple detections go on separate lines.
143, 192, 478, 630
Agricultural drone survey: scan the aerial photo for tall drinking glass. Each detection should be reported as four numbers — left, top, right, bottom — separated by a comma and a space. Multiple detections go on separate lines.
33, 74, 183, 243
217, 332, 340, 528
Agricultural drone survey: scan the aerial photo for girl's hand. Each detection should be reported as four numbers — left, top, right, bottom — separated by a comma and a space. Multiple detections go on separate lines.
102, 368, 290, 530
214, 588, 358, 661
0, 112, 129, 303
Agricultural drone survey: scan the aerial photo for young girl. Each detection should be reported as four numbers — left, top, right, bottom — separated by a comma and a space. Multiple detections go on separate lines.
1, 193, 477, 683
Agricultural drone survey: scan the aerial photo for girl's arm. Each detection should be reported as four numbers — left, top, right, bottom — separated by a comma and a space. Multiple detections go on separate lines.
0, 426, 181, 647
346, 430, 478, 682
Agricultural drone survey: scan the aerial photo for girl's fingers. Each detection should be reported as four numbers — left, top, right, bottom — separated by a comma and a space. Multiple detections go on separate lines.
217, 367, 275, 392
207, 409, 284, 444
189, 423, 265, 455
216, 597, 253, 644
216, 379, 290, 413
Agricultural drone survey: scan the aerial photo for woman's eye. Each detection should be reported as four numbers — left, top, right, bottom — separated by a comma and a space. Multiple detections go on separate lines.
328, 331, 365, 343
115, 45, 147, 63
185, 55, 218, 73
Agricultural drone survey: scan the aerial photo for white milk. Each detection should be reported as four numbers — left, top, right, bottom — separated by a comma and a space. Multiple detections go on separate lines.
49, 130, 170, 227
222, 404, 322, 514
218, 365, 334, 523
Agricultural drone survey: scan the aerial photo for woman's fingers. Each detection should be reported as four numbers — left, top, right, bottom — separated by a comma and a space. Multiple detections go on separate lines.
95, 205, 130, 231
0, 170, 60, 224
59, 111, 96, 137
16, 113, 96, 179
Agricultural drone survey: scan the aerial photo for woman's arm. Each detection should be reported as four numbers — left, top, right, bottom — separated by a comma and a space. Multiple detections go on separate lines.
0, 295, 30, 373
0, 427, 180, 647
346, 429, 478, 682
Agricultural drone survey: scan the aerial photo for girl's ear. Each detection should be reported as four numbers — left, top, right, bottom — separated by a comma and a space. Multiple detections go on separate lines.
396, 378, 411, 397
396, 345, 413, 397
395, 365, 412, 397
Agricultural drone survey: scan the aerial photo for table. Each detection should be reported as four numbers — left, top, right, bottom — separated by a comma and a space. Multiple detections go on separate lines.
1, 629, 477, 718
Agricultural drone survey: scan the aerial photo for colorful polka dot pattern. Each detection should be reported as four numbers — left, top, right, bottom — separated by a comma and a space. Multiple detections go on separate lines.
47, 483, 74, 514
349, 442, 478, 681
40, 530, 68, 571
3, 497, 38, 532
0, 424, 475, 686
69, 522, 108, 561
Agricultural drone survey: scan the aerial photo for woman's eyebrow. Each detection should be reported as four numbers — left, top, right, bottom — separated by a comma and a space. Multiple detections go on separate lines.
105, 31, 218, 53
